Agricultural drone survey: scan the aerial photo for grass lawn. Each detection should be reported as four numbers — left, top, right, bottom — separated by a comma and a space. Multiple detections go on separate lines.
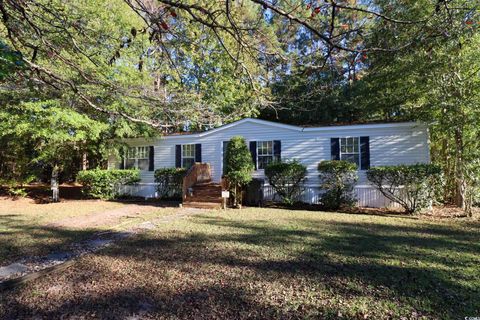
0, 197, 176, 265
1, 208, 478, 319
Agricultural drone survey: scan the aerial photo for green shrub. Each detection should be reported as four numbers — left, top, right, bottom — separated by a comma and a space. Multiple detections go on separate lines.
1, 178, 31, 199
265, 160, 307, 205
318, 160, 358, 210
154, 167, 187, 200
77, 169, 140, 200
465, 159, 480, 217
367, 164, 442, 214
7, 186, 28, 199
224, 136, 254, 207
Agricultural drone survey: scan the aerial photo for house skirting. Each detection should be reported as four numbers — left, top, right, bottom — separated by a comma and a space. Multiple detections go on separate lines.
117, 183, 399, 208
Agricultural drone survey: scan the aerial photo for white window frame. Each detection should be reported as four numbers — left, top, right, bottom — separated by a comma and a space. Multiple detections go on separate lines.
339, 137, 361, 168
181, 144, 196, 169
125, 146, 149, 170
257, 140, 274, 170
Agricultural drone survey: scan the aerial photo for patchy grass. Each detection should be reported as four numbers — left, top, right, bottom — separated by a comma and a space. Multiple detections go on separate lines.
1, 208, 478, 319
0, 197, 176, 265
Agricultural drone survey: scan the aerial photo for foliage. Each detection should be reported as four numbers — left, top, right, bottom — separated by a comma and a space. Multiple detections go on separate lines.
367, 164, 442, 214
354, 11, 480, 213
224, 136, 254, 207
264, 160, 307, 205
154, 168, 187, 200
465, 159, 480, 216
0, 0, 264, 130
6, 187, 28, 199
0, 100, 109, 188
76, 169, 140, 200
0, 41, 23, 80
1, 176, 34, 199
318, 160, 358, 210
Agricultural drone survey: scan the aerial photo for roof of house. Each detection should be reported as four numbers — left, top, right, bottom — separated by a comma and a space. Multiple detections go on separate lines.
121, 118, 425, 143
161, 118, 424, 139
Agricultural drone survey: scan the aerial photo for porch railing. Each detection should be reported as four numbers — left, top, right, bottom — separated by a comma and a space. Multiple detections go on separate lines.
182, 163, 211, 200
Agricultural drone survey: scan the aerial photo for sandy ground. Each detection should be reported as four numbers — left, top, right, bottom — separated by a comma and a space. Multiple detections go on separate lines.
48, 202, 180, 229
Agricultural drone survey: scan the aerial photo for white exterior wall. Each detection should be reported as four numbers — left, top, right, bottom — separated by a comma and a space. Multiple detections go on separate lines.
108, 119, 430, 207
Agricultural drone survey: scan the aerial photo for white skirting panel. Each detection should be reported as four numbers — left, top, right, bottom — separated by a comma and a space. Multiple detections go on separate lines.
262, 185, 400, 208
355, 186, 401, 208
119, 183, 400, 208
117, 183, 157, 198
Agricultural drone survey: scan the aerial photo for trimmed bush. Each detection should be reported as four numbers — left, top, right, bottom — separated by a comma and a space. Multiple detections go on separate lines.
224, 136, 254, 207
318, 160, 358, 210
77, 169, 140, 200
265, 160, 307, 205
154, 167, 187, 200
367, 164, 442, 214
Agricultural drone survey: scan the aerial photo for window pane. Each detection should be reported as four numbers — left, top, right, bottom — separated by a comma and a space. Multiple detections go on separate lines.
125, 159, 135, 169
182, 158, 194, 169
347, 138, 354, 153
258, 141, 273, 156
353, 138, 359, 152
137, 159, 149, 171
136, 147, 142, 158
182, 144, 195, 157
341, 154, 359, 166
258, 155, 273, 169
128, 147, 136, 159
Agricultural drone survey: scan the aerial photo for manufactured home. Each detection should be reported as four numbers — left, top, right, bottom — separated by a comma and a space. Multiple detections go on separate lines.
108, 118, 430, 208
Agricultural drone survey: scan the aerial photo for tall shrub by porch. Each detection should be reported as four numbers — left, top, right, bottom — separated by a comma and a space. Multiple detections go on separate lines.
224, 136, 254, 207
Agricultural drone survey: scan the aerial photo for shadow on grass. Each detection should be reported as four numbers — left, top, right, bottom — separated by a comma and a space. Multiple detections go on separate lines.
0, 214, 99, 265
0, 200, 179, 265
1, 212, 479, 319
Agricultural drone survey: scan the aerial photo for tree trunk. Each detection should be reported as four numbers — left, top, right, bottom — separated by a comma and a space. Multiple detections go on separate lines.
82, 151, 88, 171
51, 164, 60, 202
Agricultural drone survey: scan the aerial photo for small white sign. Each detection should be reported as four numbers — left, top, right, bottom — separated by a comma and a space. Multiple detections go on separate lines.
221, 191, 230, 198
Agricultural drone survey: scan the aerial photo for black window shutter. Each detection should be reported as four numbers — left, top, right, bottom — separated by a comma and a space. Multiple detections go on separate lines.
223, 141, 229, 174
175, 145, 181, 168
148, 146, 154, 171
360, 136, 370, 170
273, 140, 281, 161
195, 144, 202, 163
249, 141, 257, 170
330, 138, 340, 160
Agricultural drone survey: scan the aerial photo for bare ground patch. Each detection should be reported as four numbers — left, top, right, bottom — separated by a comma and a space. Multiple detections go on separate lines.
48, 202, 180, 229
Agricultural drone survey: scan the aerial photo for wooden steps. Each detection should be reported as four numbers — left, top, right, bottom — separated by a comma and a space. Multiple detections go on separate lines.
183, 181, 223, 209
